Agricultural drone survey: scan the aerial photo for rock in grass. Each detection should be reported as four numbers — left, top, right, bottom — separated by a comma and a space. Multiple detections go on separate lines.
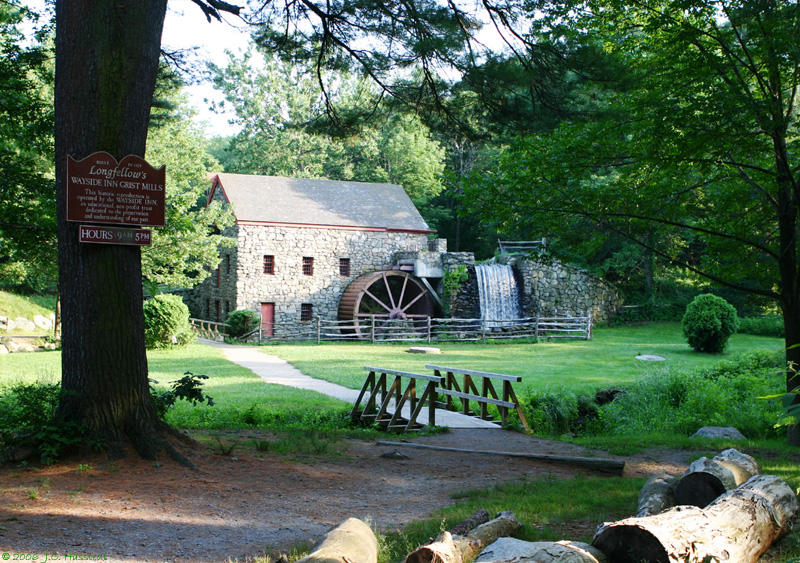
691, 426, 746, 440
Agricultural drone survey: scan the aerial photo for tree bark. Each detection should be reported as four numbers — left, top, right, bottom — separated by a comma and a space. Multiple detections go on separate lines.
782, 295, 800, 445
54, 0, 183, 460
297, 517, 378, 563
635, 473, 677, 517
474, 537, 607, 563
592, 474, 798, 563
673, 448, 760, 508
405, 511, 522, 563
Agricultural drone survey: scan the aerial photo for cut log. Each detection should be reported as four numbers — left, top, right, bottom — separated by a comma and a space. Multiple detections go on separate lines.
405, 510, 522, 563
475, 537, 607, 562
636, 473, 678, 517
448, 509, 491, 536
297, 517, 378, 563
592, 474, 798, 563
674, 448, 761, 507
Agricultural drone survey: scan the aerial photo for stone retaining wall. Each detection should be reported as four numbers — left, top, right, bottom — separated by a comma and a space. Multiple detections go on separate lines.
516, 257, 621, 321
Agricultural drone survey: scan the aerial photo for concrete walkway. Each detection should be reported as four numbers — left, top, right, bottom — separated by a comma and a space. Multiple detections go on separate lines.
203, 340, 498, 429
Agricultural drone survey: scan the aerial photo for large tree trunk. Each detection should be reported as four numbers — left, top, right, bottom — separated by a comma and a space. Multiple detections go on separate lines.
54, 0, 179, 459
592, 474, 798, 563
783, 296, 800, 445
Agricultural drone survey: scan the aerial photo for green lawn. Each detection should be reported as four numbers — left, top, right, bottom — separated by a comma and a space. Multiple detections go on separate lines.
264, 323, 784, 395
0, 343, 350, 431
0, 290, 56, 320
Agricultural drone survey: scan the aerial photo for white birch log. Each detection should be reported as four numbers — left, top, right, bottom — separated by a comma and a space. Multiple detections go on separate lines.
636, 473, 678, 517
475, 537, 607, 562
405, 511, 522, 563
674, 448, 761, 507
592, 474, 798, 563
297, 517, 378, 563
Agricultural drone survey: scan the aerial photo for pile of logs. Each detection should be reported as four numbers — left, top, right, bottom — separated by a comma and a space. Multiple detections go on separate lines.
297, 449, 798, 563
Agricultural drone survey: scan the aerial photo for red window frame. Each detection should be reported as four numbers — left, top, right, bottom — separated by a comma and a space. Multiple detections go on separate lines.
302, 256, 314, 276
339, 258, 351, 277
263, 255, 275, 275
300, 303, 313, 322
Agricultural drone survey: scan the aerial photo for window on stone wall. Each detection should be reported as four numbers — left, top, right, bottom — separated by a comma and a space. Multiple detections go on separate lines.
300, 303, 313, 322
302, 256, 314, 276
339, 258, 351, 277
215, 300, 221, 322
263, 255, 274, 275
216, 267, 221, 288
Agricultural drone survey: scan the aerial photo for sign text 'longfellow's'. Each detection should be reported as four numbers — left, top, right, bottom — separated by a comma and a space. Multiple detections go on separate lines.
78, 225, 152, 246
67, 151, 166, 227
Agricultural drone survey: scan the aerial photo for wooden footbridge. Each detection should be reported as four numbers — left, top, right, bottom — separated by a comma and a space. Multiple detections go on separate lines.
350, 364, 530, 433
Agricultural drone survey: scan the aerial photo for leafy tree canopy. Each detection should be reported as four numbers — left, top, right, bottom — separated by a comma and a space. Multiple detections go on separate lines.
210, 48, 446, 205
0, 1, 55, 292
143, 68, 234, 293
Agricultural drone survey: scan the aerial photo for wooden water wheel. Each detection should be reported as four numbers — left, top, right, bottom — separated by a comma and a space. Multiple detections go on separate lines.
338, 270, 434, 339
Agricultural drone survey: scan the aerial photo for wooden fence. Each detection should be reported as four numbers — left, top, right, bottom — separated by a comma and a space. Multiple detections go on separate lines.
189, 318, 228, 341
498, 239, 547, 254
241, 314, 592, 343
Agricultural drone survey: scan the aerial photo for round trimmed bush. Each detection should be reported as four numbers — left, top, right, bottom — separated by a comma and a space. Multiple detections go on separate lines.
143, 294, 194, 349
226, 309, 260, 338
681, 293, 738, 353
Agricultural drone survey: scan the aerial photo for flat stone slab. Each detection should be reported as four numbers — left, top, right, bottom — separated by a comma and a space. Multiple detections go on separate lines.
408, 346, 441, 354
635, 354, 666, 361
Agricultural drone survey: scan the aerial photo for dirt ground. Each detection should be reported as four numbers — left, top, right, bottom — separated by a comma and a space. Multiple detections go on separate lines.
0, 429, 691, 563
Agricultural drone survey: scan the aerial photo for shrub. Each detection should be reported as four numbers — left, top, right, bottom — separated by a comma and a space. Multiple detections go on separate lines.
225, 309, 260, 339
143, 294, 194, 349
737, 316, 784, 338
597, 353, 784, 439
523, 391, 601, 435
0, 383, 87, 464
681, 293, 738, 353
150, 372, 215, 420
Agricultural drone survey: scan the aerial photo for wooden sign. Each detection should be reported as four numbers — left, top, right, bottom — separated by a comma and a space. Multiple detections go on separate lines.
66, 151, 166, 227
78, 225, 152, 246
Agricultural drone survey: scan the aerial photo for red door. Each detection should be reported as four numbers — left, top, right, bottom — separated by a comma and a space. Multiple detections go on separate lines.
260, 302, 274, 337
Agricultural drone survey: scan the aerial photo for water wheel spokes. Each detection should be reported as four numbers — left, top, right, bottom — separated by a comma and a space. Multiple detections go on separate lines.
338, 270, 434, 339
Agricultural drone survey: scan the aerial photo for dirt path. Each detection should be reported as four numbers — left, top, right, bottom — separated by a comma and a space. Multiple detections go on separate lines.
0, 429, 690, 563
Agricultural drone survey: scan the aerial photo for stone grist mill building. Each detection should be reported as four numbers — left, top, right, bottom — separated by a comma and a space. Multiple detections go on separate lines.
186, 173, 621, 337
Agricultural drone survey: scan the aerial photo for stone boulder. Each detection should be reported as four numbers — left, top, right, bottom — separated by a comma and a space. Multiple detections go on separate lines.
5, 339, 38, 353
13, 317, 36, 332
691, 426, 746, 440
34, 314, 52, 330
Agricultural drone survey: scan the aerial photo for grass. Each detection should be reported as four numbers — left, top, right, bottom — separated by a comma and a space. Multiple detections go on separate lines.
150, 344, 354, 431
264, 323, 784, 395
2, 320, 798, 562
376, 449, 800, 563
0, 290, 57, 335
0, 290, 56, 320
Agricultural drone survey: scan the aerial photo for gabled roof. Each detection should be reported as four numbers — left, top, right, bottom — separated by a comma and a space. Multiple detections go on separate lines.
210, 173, 433, 233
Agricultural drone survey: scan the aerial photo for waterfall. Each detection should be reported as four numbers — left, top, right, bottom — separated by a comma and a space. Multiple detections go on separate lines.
475, 263, 521, 328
